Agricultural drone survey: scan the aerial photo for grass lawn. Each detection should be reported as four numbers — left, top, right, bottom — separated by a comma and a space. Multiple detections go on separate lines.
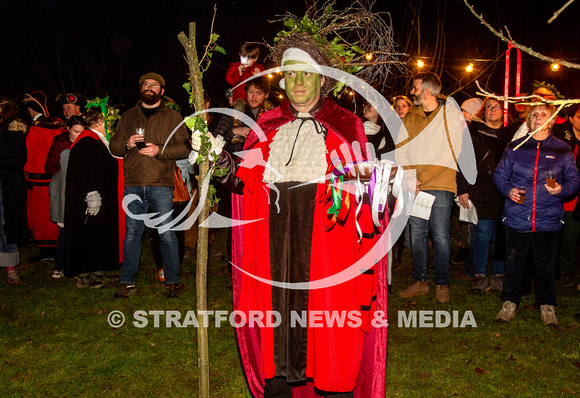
1, 228, 579, 397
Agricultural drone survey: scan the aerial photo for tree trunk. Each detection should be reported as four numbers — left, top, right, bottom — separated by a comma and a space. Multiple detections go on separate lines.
178, 22, 210, 398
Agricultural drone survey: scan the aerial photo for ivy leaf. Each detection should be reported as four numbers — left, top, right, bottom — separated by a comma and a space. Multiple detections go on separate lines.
210, 33, 220, 42
330, 44, 345, 52
330, 37, 340, 46
213, 166, 230, 178
324, 5, 333, 14
333, 81, 345, 96
184, 116, 196, 131
351, 65, 364, 73
284, 18, 296, 28
182, 82, 192, 95
214, 45, 226, 55
351, 45, 365, 54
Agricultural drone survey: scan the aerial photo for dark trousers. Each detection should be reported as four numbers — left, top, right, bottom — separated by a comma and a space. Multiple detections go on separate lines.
55, 227, 65, 271
264, 377, 354, 398
502, 227, 558, 306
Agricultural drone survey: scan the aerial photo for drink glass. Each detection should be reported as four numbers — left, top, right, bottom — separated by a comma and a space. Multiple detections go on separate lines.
516, 186, 527, 204
546, 171, 557, 188
136, 127, 145, 136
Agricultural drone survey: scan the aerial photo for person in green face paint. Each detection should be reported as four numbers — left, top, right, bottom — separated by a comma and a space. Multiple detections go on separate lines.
212, 40, 387, 398
282, 63, 323, 113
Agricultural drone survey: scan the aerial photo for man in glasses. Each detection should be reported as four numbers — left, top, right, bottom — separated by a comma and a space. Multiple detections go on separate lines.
110, 72, 190, 298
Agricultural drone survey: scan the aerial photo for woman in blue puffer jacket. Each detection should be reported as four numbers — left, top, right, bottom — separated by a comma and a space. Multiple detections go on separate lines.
493, 103, 580, 326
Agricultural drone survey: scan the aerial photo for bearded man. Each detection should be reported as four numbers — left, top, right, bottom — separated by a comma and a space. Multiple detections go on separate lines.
109, 72, 190, 298
213, 36, 388, 398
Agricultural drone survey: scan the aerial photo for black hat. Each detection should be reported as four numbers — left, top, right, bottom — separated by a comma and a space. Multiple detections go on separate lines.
56, 93, 87, 109
23, 91, 48, 116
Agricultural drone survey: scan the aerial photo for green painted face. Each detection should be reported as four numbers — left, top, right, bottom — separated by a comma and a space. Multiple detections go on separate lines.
283, 60, 322, 112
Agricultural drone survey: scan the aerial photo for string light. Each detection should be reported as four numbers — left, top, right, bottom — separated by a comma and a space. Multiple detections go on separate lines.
365, 53, 373, 61
417, 59, 424, 68
267, 74, 273, 79
550, 63, 560, 72
465, 63, 474, 73
279, 94, 284, 99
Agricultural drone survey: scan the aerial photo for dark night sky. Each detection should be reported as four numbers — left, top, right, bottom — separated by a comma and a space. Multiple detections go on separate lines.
1, 0, 578, 118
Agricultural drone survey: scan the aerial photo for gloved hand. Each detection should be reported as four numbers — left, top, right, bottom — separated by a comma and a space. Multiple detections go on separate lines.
188, 131, 225, 165
191, 130, 203, 152
85, 191, 102, 216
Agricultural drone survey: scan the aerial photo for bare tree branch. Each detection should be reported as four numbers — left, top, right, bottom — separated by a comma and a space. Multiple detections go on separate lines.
474, 80, 580, 150
463, 0, 580, 69
548, 0, 575, 24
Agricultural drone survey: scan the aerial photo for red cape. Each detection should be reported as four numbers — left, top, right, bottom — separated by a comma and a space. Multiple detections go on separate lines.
25, 120, 65, 246
233, 99, 388, 397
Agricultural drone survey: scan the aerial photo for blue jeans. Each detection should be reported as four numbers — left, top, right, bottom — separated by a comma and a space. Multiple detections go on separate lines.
121, 186, 180, 284
409, 190, 454, 286
468, 219, 504, 276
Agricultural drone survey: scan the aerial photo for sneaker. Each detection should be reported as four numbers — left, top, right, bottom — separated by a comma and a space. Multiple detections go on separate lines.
114, 283, 137, 298
7, 270, 21, 284
166, 283, 180, 298
471, 274, 488, 294
435, 285, 450, 303
540, 304, 559, 326
559, 272, 574, 288
155, 269, 165, 282
52, 270, 65, 279
74, 273, 104, 289
496, 300, 517, 322
490, 274, 504, 292
398, 281, 429, 299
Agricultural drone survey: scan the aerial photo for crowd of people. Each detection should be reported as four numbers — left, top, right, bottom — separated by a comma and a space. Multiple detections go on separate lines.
1, 34, 580, 396
1, 63, 578, 305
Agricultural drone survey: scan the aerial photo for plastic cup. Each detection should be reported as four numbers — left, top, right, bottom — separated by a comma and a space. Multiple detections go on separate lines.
516, 186, 527, 204
546, 171, 557, 188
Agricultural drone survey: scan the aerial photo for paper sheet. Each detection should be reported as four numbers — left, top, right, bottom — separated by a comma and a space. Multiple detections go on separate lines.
454, 197, 479, 224
410, 191, 436, 220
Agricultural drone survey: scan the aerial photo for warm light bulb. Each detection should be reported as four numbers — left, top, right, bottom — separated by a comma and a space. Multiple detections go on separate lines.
279, 94, 284, 99
349, 91, 354, 96
465, 63, 474, 73
365, 53, 373, 61
275, 67, 282, 73
417, 59, 424, 68
551, 63, 560, 72
267, 74, 273, 79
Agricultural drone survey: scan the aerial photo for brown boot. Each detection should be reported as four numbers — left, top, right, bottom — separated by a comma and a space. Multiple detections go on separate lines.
398, 281, 429, 298
435, 285, 450, 303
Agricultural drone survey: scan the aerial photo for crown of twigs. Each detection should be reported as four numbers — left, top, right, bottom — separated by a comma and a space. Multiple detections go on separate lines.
269, 1, 405, 96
